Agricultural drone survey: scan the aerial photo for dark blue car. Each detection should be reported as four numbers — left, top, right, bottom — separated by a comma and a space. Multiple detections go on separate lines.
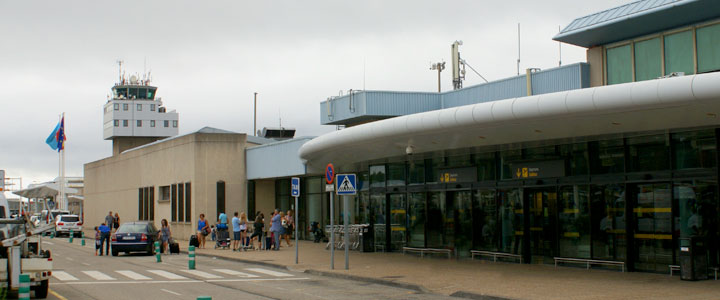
111, 221, 159, 256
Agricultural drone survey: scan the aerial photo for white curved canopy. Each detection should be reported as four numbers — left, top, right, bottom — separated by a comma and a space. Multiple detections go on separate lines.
299, 72, 720, 173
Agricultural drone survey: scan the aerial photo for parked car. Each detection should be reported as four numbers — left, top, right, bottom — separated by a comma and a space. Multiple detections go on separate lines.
111, 221, 159, 256
54, 214, 82, 237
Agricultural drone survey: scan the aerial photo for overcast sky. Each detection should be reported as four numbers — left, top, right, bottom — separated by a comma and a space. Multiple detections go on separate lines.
0, 0, 632, 187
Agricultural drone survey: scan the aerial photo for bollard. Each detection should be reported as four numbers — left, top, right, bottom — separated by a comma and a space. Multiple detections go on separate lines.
81, 231, 85, 246
69, 229, 74, 243
188, 245, 196, 269
18, 274, 30, 300
197, 297, 212, 300
155, 241, 162, 263
50, 231, 55, 239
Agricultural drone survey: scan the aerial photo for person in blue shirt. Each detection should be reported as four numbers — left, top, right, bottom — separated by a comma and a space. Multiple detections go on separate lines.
98, 223, 111, 256
231, 212, 241, 251
218, 212, 228, 230
270, 209, 282, 251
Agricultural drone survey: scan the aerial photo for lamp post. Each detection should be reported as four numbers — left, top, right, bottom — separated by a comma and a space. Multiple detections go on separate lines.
253, 92, 258, 136
430, 62, 445, 93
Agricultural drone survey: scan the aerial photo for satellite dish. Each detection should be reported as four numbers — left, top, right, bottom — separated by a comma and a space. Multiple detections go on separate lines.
130, 75, 138, 84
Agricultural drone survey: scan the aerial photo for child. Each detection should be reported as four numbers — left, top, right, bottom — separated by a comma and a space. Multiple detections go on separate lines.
94, 226, 101, 256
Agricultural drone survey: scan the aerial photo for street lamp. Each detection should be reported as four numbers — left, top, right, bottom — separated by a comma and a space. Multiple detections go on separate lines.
430, 62, 445, 93
253, 92, 258, 136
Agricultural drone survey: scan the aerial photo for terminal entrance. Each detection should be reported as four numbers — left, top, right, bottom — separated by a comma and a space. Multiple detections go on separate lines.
629, 182, 674, 273
525, 187, 558, 264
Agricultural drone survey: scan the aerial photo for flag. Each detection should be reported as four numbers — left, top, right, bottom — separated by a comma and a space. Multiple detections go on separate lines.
46, 117, 66, 151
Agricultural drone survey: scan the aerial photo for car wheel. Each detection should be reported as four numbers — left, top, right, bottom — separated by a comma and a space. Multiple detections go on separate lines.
33, 279, 49, 299
146, 245, 154, 256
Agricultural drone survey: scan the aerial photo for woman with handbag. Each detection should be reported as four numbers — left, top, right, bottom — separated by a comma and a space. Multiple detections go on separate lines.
160, 219, 172, 254
283, 210, 294, 247
197, 213, 210, 249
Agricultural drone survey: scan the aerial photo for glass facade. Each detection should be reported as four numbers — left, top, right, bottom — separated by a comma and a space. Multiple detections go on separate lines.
277, 128, 718, 273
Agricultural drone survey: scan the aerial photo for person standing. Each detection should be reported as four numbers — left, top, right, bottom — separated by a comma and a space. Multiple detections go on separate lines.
99, 222, 111, 256
94, 226, 101, 256
113, 213, 120, 233
270, 209, 282, 251
197, 214, 209, 249
160, 219, 172, 254
231, 212, 241, 251
239, 212, 248, 250
283, 210, 294, 247
250, 214, 264, 250
104, 211, 114, 233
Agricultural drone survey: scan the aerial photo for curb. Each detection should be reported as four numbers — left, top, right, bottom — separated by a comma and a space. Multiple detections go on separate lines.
186, 250, 431, 294
449, 291, 516, 300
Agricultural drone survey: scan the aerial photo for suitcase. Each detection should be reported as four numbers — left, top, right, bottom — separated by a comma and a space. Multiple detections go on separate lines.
189, 234, 200, 248
265, 236, 273, 250
170, 242, 180, 254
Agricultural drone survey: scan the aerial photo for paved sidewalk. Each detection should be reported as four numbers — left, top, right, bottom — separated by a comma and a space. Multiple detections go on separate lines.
168, 239, 720, 300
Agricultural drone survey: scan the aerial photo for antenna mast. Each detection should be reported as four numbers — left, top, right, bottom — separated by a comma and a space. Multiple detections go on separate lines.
116, 59, 124, 83
517, 23, 521, 76
558, 25, 562, 67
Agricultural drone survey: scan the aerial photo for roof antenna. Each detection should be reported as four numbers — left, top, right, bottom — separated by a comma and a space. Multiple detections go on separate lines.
558, 25, 562, 67
517, 23, 521, 76
116, 59, 124, 83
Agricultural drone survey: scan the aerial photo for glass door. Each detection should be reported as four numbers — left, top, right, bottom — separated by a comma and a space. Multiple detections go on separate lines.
370, 193, 386, 250
407, 192, 426, 248
388, 193, 407, 251
498, 189, 523, 255
632, 183, 673, 272
450, 190, 473, 258
526, 187, 558, 264
426, 192, 446, 248
474, 189, 498, 251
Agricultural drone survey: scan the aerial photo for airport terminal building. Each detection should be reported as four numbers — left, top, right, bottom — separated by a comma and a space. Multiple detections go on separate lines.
249, 0, 720, 273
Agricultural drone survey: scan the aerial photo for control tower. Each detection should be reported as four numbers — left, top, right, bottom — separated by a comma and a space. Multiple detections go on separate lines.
103, 65, 179, 155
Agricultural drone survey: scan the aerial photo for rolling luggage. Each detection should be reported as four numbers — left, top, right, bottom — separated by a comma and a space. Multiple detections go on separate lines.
189, 234, 200, 248
170, 242, 180, 254
265, 236, 273, 250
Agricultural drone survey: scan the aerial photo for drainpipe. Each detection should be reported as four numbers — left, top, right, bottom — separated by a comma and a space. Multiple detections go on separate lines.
526, 68, 533, 96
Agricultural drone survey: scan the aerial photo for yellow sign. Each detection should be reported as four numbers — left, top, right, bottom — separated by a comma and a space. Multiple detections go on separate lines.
522, 168, 528, 178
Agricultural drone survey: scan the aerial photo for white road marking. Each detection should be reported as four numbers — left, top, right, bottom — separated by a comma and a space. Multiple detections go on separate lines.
53, 278, 309, 285
213, 269, 259, 278
43, 241, 54, 245
82, 271, 116, 281
245, 268, 293, 277
116, 270, 151, 280
147, 270, 188, 280
65, 257, 74, 261
179, 269, 223, 279
161, 288, 182, 296
81, 263, 91, 266
53, 271, 78, 281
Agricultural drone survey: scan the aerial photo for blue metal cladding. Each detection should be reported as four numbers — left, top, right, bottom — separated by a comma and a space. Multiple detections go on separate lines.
559, 0, 682, 34
320, 63, 590, 125
246, 137, 313, 180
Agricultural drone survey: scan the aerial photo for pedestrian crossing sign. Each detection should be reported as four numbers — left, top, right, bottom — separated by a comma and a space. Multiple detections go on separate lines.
335, 174, 357, 195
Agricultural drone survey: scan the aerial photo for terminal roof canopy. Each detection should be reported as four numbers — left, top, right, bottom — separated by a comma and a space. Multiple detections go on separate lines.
554, 0, 720, 48
14, 183, 78, 199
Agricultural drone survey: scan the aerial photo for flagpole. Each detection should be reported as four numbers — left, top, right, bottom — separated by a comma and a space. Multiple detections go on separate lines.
61, 112, 66, 211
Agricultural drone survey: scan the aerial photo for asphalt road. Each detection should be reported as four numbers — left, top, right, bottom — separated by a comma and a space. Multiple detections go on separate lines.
42, 238, 457, 300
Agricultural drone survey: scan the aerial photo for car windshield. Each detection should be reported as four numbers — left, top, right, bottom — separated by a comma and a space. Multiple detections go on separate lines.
60, 216, 79, 222
117, 224, 148, 234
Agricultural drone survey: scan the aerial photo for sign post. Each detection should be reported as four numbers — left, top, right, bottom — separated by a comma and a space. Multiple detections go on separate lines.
291, 177, 300, 265
325, 164, 335, 270
336, 174, 357, 270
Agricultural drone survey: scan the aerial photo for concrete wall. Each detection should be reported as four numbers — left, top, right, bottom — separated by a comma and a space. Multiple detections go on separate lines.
254, 179, 276, 218
587, 46, 604, 87
84, 131, 249, 239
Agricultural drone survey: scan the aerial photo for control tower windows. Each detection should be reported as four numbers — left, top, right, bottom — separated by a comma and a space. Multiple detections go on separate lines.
114, 87, 128, 99
123, 120, 128, 127
114, 104, 119, 110
150, 120, 156, 127
150, 104, 156, 111
114, 120, 119, 127
137, 120, 142, 127
164, 120, 169, 128
123, 103, 128, 111
146, 88, 156, 99
137, 104, 142, 111
172, 120, 178, 128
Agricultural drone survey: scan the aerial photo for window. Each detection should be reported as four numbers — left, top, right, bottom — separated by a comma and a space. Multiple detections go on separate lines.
137, 104, 142, 111
150, 120, 155, 127
172, 120, 178, 128
627, 134, 669, 172
164, 120, 169, 128
114, 103, 119, 110
697, 23, 720, 73
217, 181, 226, 220
558, 185, 590, 258
113, 120, 119, 127
475, 152, 496, 181
590, 139, 624, 174
185, 182, 192, 224
159, 186, 170, 201
123, 120, 128, 127
369, 165, 386, 188
150, 104, 156, 111
672, 130, 716, 169
138, 187, 154, 221
178, 184, 185, 222
606, 44, 633, 85
386, 163, 405, 186
664, 30, 695, 75
137, 120, 142, 127
247, 181, 255, 219
634, 38, 662, 81
408, 160, 425, 185
171, 184, 177, 222
123, 103, 128, 111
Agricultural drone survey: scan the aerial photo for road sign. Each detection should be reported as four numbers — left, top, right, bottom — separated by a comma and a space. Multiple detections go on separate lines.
47, 200, 55, 210
336, 174, 357, 195
325, 164, 335, 184
291, 177, 300, 197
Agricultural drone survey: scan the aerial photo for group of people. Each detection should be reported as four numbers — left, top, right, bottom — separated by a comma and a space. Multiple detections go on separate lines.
94, 211, 120, 256
193, 209, 295, 251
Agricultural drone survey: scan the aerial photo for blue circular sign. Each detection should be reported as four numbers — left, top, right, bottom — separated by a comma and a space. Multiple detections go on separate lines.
325, 164, 334, 184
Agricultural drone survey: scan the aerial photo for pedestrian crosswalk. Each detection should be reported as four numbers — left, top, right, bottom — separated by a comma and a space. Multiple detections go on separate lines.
53, 267, 296, 283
